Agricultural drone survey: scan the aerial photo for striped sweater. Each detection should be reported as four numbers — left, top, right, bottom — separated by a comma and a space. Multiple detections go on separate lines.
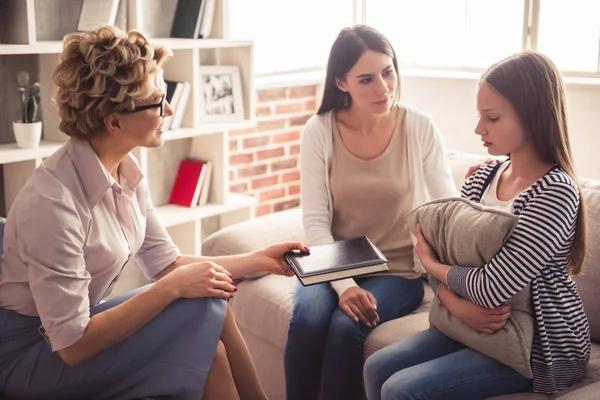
446, 161, 591, 394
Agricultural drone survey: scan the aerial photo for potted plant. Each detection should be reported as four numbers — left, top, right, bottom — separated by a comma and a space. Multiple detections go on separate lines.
13, 71, 42, 149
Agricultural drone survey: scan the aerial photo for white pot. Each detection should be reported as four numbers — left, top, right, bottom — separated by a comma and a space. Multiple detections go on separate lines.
13, 121, 42, 149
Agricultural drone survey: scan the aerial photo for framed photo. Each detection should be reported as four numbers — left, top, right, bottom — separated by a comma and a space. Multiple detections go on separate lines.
198, 65, 244, 123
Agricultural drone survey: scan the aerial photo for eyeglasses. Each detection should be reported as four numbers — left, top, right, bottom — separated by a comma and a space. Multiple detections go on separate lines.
129, 94, 165, 117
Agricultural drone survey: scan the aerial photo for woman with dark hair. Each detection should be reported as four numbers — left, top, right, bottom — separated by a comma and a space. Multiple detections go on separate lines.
364, 51, 591, 400
283, 24, 457, 400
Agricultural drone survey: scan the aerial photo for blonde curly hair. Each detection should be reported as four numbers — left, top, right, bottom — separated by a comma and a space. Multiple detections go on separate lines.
53, 25, 172, 139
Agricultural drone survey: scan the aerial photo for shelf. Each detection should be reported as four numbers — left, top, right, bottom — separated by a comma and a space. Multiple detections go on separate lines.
0, 140, 63, 164
158, 194, 255, 227
0, 42, 63, 55
0, 39, 253, 56
152, 38, 253, 50
163, 120, 255, 141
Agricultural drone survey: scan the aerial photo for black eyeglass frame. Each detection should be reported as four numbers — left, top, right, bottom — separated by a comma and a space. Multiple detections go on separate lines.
129, 94, 165, 117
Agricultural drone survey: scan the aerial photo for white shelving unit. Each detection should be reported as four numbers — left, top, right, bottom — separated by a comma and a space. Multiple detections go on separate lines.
0, 0, 256, 269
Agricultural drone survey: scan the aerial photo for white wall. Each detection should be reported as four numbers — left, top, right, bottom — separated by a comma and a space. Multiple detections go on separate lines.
400, 76, 600, 179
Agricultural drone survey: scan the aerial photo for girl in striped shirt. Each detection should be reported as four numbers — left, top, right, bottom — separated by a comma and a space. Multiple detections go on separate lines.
363, 51, 591, 399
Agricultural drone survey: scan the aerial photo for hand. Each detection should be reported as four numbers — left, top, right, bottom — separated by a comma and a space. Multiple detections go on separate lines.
252, 241, 310, 277
339, 287, 379, 327
414, 224, 439, 270
161, 261, 237, 300
453, 298, 511, 335
465, 158, 495, 179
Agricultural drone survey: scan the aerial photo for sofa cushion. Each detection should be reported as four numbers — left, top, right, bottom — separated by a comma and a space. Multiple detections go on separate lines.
406, 196, 534, 379
233, 273, 434, 352
232, 274, 296, 349
574, 183, 600, 342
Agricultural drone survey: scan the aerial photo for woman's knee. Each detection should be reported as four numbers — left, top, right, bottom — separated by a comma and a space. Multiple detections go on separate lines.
212, 340, 228, 367
171, 296, 228, 323
328, 308, 367, 341
289, 304, 331, 334
290, 287, 337, 332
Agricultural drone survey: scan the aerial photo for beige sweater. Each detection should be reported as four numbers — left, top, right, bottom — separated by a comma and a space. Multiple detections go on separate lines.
300, 104, 458, 296
330, 109, 419, 279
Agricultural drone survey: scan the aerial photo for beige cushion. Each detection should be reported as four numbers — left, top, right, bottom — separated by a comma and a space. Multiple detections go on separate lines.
406, 197, 535, 379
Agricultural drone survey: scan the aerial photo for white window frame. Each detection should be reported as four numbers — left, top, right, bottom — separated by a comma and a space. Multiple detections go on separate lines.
526, 0, 600, 79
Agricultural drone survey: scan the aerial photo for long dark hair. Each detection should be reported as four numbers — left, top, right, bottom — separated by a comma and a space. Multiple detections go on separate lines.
317, 25, 400, 115
481, 51, 586, 275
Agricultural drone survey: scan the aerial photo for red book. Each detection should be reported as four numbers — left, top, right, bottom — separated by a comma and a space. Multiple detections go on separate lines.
168, 159, 207, 207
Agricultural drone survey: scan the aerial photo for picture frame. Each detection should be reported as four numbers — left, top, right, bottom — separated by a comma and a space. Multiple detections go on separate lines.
77, 0, 121, 32
198, 65, 244, 123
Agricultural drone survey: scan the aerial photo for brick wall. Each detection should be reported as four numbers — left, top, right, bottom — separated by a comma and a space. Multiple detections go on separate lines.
228, 85, 318, 217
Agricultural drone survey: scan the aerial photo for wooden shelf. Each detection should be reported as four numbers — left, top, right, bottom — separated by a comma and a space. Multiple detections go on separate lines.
157, 194, 255, 227
0, 39, 252, 56
163, 120, 255, 141
0, 140, 63, 164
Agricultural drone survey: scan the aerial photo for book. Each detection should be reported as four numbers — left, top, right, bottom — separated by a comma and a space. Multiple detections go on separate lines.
284, 236, 389, 286
170, 81, 191, 129
168, 159, 209, 207
170, 0, 204, 39
198, 0, 216, 39
197, 160, 212, 205
163, 80, 185, 131
77, 0, 120, 32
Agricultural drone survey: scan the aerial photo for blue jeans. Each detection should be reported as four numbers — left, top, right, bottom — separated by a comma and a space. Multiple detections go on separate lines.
363, 327, 533, 400
284, 275, 424, 400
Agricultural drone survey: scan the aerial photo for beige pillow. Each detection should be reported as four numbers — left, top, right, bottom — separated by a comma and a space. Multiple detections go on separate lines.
406, 197, 535, 379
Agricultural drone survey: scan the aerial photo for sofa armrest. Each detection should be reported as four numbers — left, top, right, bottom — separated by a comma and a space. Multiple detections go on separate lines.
202, 208, 305, 279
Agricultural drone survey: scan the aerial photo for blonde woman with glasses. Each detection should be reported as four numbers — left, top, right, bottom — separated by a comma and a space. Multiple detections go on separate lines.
0, 26, 307, 400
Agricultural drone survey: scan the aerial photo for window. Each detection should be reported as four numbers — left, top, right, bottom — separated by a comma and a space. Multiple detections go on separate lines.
365, 0, 525, 69
227, 0, 355, 75
536, 0, 600, 72
228, 0, 600, 76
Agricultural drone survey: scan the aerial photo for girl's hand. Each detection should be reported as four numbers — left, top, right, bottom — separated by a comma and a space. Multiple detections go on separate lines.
162, 261, 237, 300
454, 299, 511, 334
414, 224, 439, 269
439, 285, 510, 335
253, 241, 310, 276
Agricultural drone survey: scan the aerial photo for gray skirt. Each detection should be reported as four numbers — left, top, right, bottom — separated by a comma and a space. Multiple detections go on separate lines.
0, 285, 227, 400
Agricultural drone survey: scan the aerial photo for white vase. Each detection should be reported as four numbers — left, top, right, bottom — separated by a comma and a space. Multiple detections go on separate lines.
13, 121, 42, 149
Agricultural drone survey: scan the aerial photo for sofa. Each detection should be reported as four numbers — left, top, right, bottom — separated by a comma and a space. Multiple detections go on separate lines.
202, 152, 600, 400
